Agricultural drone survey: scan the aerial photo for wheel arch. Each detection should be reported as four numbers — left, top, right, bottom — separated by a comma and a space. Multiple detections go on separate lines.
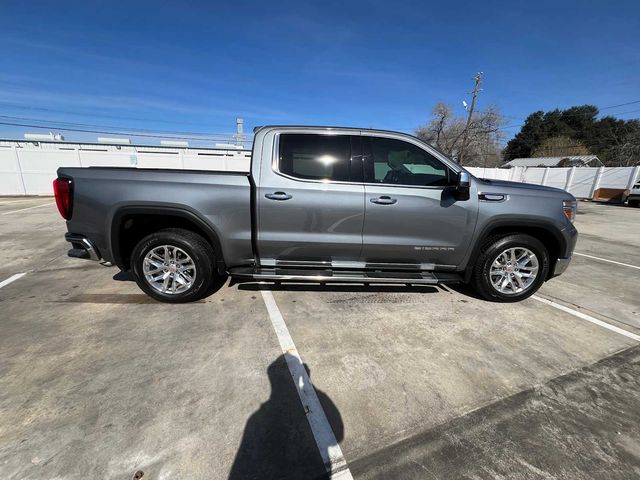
464, 218, 565, 282
110, 205, 226, 274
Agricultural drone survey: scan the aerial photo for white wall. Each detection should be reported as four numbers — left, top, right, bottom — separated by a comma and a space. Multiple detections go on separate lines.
0, 148, 25, 195
467, 165, 640, 200
0, 142, 251, 195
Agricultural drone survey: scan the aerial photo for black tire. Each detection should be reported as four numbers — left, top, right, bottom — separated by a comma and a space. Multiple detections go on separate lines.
130, 228, 216, 303
629, 200, 639, 208
470, 234, 549, 302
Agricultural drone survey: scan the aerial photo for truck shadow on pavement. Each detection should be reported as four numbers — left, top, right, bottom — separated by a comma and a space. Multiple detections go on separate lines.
228, 355, 342, 480
55, 293, 159, 304
114, 271, 440, 296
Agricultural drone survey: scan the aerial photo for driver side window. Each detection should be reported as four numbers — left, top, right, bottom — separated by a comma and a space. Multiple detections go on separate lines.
369, 137, 451, 187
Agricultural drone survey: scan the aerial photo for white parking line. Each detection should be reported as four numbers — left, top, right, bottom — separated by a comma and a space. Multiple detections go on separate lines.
574, 252, 640, 270
532, 295, 640, 342
0, 199, 43, 205
0, 272, 27, 289
260, 288, 354, 480
1, 202, 55, 215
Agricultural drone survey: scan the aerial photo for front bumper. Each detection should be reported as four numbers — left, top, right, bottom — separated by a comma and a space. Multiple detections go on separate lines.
65, 233, 101, 261
552, 222, 578, 277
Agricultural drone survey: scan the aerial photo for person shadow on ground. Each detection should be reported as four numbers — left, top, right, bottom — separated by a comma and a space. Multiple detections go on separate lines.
228, 354, 344, 480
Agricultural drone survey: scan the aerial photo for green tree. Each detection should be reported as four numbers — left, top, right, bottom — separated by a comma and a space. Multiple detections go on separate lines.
502, 111, 544, 160
503, 105, 640, 166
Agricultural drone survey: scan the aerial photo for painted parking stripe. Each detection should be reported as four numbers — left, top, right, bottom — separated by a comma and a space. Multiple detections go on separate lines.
574, 252, 640, 270
0, 199, 44, 205
532, 295, 640, 342
0, 272, 27, 289
260, 288, 354, 480
1, 202, 55, 215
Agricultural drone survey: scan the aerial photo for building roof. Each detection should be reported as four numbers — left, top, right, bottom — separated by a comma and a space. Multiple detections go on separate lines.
504, 155, 602, 167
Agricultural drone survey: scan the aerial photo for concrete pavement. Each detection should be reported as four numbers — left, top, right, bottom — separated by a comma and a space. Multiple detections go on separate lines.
0, 197, 638, 479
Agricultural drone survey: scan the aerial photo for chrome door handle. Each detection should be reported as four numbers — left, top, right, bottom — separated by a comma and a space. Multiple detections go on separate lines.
370, 196, 397, 205
265, 192, 292, 201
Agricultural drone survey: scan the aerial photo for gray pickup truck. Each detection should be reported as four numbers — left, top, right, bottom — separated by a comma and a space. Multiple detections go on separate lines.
55, 126, 577, 303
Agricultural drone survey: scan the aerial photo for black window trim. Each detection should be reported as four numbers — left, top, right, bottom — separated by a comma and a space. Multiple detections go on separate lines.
270, 130, 462, 189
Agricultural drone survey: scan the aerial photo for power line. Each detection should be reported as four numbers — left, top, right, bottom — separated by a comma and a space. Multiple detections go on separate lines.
496, 108, 640, 132
601, 100, 640, 110
463, 132, 640, 158
0, 101, 240, 130
611, 108, 640, 117
0, 120, 253, 142
0, 114, 249, 140
490, 100, 640, 123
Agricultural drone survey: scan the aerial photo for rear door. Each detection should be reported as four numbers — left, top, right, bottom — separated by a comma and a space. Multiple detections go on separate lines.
256, 131, 365, 267
361, 134, 477, 268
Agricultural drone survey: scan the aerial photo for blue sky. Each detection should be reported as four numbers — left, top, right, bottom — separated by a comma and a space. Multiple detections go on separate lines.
1, 0, 639, 146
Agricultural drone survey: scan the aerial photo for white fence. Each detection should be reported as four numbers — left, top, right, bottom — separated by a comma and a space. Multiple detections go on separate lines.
0, 141, 251, 195
467, 165, 640, 201
1, 141, 638, 201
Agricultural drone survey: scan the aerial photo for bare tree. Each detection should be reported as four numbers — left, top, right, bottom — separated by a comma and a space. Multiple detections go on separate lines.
431, 102, 450, 146
531, 136, 590, 157
606, 130, 640, 166
416, 103, 506, 167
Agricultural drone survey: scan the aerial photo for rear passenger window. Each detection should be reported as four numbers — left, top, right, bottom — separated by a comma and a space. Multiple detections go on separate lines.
279, 134, 351, 182
369, 137, 451, 187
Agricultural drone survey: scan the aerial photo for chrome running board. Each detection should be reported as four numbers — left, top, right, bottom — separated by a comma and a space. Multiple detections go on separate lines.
229, 267, 462, 285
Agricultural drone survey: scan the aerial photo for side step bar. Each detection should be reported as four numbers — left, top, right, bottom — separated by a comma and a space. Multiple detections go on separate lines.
229, 267, 462, 285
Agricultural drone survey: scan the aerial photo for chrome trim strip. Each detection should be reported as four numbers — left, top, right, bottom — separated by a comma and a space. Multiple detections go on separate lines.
275, 259, 332, 267
65, 233, 101, 261
261, 259, 449, 271
80, 238, 100, 261
231, 272, 440, 284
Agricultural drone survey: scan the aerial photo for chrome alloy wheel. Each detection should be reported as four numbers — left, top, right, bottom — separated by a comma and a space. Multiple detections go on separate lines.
489, 247, 539, 295
143, 245, 197, 295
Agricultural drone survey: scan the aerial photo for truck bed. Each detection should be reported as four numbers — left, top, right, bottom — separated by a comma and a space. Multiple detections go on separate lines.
58, 166, 253, 268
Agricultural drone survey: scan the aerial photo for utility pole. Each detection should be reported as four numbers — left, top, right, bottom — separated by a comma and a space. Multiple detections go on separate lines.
458, 72, 482, 165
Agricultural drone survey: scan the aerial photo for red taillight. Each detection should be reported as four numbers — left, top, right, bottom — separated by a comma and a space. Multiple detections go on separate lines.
53, 177, 73, 220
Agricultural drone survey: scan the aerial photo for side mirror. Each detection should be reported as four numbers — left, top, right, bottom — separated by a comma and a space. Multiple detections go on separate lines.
456, 171, 470, 200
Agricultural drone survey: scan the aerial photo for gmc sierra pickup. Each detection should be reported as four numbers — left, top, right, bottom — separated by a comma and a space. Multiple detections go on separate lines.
55, 126, 578, 303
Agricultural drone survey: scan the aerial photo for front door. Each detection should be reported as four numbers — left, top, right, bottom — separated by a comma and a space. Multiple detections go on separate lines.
257, 132, 365, 266
361, 134, 477, 268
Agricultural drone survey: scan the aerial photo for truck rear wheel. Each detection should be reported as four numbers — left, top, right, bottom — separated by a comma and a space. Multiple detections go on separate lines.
471, 234, 549, 302
130, 228, 216, 303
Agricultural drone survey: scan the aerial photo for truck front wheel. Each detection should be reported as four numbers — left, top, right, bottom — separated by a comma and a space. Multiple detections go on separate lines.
471, 234, 549, 302
130, 228, 216, 303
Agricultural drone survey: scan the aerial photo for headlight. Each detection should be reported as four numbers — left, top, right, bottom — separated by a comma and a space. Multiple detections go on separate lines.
563, 199, 577, 223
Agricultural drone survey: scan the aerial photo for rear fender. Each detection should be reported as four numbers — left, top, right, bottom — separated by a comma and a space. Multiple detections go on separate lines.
110, 204, 226, 274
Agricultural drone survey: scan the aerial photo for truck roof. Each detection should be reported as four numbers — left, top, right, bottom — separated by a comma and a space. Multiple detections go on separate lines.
253, 125, 410, 136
